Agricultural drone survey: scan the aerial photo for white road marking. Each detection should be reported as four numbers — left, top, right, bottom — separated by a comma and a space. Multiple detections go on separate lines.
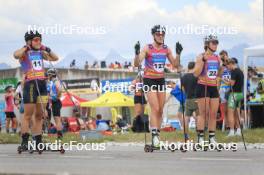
183, 157, 251, 161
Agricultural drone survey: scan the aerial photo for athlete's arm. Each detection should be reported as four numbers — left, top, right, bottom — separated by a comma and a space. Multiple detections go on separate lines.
193, 54, 204, 77
217, 64, 225, 77
165, 94, 172, 103
229, 70, 237, 86
56, 81, 62, 99
134, 45, 147, 67
167, 48, 180, 69
13, 47, 28, 60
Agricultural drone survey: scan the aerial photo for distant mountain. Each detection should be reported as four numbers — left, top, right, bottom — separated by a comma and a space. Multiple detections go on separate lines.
179, 43, 264, 67
102, 49, 128, 64
226, 43, 249, 66
0, 63, 11, 69
56, 49, 97, 68
180, 53, 197, 67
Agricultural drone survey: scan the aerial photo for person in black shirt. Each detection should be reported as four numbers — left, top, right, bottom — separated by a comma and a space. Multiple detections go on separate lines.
225, 58, 244, 137
181, 61, 199, 140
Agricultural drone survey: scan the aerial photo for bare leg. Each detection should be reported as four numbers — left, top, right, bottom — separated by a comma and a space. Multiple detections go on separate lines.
31, 103, 45, 136
157, 91, 166, 128
196, 98, 210, 131
208, 98, 219, 132
21, 104, 34, 134
146, 91, 160, 129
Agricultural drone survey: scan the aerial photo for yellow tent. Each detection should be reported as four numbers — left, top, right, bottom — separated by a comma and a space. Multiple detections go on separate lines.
111, 108, 118, 124
80, 92, 134, 107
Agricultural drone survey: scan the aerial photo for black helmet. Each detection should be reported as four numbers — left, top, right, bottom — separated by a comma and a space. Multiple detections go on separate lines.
47, 68, 56, 76
231, 57, 238, 64
204, 34, 218, 45
151, 25, 166, 35
24, 30, 34, 42
32, 30, 42, 40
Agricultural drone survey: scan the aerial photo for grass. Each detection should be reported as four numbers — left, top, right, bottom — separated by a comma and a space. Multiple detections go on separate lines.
0, 129, 264, 144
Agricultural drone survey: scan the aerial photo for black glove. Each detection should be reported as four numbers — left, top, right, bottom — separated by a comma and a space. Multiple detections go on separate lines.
134, 41, 140, 55
176, 42, 183, 55
45, 46, 51, 53
23, 45, 31, 51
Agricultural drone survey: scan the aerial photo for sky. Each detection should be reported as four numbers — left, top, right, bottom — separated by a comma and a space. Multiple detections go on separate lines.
0, 0, 263, 67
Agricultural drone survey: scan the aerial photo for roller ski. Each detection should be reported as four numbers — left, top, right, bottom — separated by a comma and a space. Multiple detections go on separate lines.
17, 133, 43, 154
44, 132, 65, 154
18, 134, 65, 154
144, 129, 184, 153
144, 129, 162, 153
193, 135, 223, 152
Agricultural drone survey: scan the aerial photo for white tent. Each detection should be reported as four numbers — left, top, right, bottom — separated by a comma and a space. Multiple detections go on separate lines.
243, 45, 264, 127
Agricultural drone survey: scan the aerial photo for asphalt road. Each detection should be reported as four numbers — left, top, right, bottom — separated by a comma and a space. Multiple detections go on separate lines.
0, 144, 263, 175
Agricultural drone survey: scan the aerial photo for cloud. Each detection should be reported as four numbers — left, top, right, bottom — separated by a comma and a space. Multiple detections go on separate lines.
0, 0, 262, 66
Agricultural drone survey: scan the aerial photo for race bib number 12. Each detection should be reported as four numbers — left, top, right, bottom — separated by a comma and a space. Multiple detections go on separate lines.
153, 63, 165, 73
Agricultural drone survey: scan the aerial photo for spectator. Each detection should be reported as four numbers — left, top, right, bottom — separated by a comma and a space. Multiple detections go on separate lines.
92, 61, 99, 68
117, 62, 122, 69
226, 59, 244, 137
109, 62, 115, 69
87, 117, 96, 130
14, 81, 24, 115
166, 80, 186, 130
181, 61, 199, 140
219, 50, 231, 130
96, 114, 109, 131
4, 86, 17, 133
70, 59, 76, 68
116, 115, 129, 133
84, 61, 89, 69
124, 61, 128, 69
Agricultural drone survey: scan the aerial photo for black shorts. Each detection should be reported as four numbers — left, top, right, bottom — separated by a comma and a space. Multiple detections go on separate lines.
47, 100, 62, 118
134, 95, 147, 104
143, 78, 166, 92
23, 80, 48, 104
5, 112, 16, 119
195, 84, 219, 98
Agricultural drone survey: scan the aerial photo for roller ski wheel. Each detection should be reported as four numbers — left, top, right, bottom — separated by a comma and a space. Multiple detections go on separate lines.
179, 144, 187, 153
208, 143, 223, 152
215, 144, 223, 152
17, 145, 29, 154
17, 146, 23, 154
169, 144, 176, 152
60, 146, 65, 154
194, 144, 208, 151
144, 145, 153, 153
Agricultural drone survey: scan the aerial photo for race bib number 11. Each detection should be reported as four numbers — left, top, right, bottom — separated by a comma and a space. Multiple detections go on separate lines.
29, 52, 43, 71
32, 60, 43, 71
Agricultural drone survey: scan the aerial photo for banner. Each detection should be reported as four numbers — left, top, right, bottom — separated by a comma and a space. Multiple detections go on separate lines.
0, 101, 5, 128
101, 78, 133, 95
63, 78, 100, 90
0, 78, 18, 93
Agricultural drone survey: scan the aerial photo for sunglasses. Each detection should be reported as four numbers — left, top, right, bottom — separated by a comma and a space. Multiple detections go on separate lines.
32, 37, 41, 43
155, 32, 165, 37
